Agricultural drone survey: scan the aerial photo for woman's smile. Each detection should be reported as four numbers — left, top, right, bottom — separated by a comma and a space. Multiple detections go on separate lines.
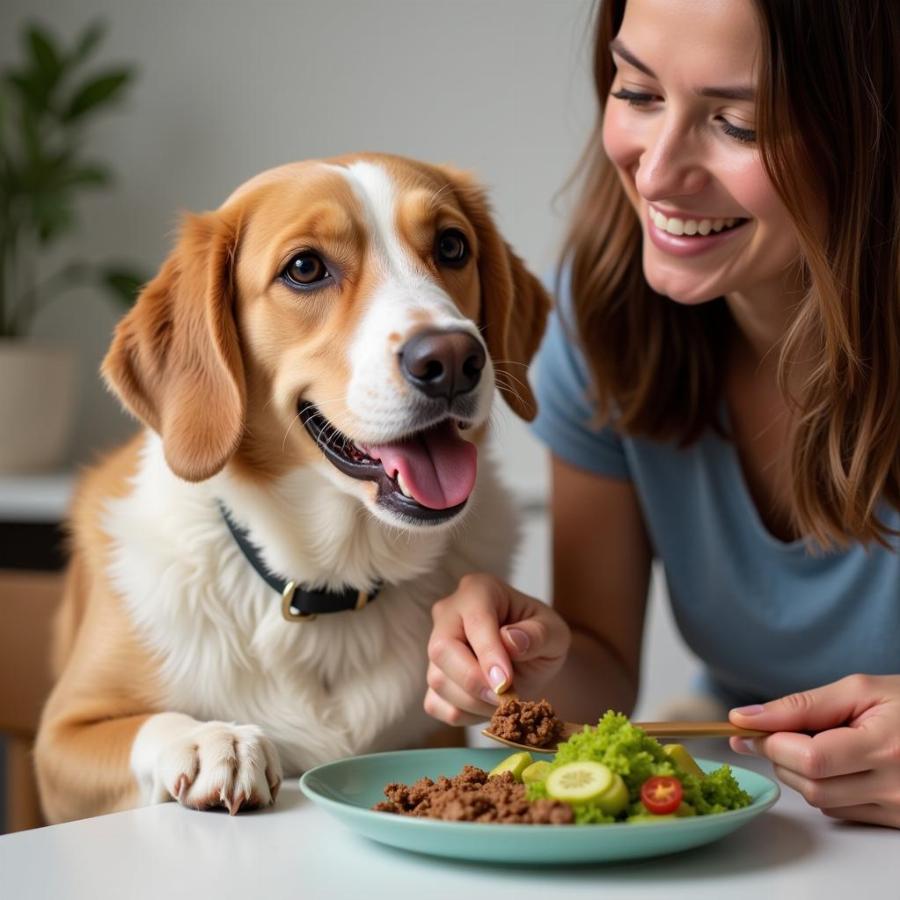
646, 204, 752, 257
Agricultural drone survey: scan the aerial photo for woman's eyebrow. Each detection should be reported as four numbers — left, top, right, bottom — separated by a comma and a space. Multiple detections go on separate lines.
697, 85, 756, 101
609, 38, 656, 78
609, 38, 756, 102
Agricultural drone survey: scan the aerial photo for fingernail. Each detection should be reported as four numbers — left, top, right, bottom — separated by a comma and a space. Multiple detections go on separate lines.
733, 738, 755, 754
504, 628, 530, 654
488, 665, 508, 692
481, 688, 500, 705
732, 704, 765, 716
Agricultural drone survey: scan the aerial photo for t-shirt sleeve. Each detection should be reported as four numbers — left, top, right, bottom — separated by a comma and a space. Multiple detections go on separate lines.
529, 273, 631, 481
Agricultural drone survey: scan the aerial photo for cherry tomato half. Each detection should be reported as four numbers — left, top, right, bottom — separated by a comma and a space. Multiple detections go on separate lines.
640, 775, 683, 815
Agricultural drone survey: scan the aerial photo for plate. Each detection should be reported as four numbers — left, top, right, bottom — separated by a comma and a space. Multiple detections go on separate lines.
299, 747, 779, 864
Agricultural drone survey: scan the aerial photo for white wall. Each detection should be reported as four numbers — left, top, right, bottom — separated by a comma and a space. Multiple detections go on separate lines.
1, 0, 596, 478
1, 0, 699, 715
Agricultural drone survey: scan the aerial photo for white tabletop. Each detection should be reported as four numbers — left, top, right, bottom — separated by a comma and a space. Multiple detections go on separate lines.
0, 743, 893, 900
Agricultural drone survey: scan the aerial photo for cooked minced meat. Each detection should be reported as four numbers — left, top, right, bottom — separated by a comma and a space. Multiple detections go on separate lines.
372, 765, 573, 825
487, 697, 564, 748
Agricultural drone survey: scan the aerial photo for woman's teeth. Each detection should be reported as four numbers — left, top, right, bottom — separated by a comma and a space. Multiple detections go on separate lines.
650, 208, 743, 236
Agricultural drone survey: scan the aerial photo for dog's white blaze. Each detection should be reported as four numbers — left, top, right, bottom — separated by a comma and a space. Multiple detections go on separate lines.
334, 161, 495, 439
105, 431, 519, 776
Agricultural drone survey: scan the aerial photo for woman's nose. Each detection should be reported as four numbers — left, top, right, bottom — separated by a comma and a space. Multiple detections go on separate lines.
634, 121, 708, 201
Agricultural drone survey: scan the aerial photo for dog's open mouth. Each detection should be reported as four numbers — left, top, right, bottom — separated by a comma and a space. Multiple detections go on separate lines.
299, 402, 477, 523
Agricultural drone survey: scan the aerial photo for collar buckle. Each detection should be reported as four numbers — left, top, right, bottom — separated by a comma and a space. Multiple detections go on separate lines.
281, 581, 317, 623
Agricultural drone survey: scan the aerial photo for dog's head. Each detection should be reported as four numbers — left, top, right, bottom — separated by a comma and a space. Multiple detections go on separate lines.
103, 154, 550, 529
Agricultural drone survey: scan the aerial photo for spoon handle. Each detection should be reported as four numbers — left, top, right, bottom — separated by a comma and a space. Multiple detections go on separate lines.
629, 721, 768, 739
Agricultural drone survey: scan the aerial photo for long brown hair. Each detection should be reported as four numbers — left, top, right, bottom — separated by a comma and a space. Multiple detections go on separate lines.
563, 0, 900, 547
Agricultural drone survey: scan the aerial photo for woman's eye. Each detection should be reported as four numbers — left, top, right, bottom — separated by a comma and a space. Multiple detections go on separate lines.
435, 228, 469, 268
282, 252, 330, 288
610, 87, 659, 108
717, 117, 757, 144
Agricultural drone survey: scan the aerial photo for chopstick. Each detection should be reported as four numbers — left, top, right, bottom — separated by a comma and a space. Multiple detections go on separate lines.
630, 721, 768, 739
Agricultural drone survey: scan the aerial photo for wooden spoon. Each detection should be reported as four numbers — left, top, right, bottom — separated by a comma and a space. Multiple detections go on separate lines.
481, 693, 768, 754
481, 720, 768, 754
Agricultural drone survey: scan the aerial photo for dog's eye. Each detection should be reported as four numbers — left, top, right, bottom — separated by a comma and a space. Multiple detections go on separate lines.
282, 252, 330, 288
435, 229, 469, 268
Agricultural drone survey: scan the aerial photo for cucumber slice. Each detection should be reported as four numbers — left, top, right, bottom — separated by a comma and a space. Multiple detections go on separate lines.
488, 751, 533, 782
595, 773, 629, 815
521, 760, 552, 785
663, 743, 705, 778
545, 761, 614, 803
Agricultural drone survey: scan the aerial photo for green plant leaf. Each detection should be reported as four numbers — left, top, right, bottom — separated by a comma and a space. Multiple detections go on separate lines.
101, 267, 146, 307
63, 68, 133, 121
19, 105, 43, 170
27, 26, 63, 85
3, 18, 141, 335
5, 70, 45, 109
72, 21, 106, 65
31, 189, 75, 243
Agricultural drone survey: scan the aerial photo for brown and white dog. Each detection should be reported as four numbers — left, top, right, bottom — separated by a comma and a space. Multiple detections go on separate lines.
34, 154, 550, 823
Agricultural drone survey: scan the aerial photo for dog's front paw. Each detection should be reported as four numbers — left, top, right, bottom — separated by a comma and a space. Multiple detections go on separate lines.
152, 719, 283, 814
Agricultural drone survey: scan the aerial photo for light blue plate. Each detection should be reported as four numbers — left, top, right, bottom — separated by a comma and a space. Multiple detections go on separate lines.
300, 748, 779, 864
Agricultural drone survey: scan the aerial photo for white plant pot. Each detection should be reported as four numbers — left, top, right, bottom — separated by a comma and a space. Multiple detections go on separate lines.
0, 341, 78, 473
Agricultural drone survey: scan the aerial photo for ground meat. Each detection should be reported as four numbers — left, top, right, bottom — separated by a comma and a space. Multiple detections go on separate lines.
487, 697, 564, 748
372, 765, 573, 825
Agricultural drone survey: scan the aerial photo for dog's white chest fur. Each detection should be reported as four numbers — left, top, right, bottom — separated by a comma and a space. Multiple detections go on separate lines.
104, 433, 518, 773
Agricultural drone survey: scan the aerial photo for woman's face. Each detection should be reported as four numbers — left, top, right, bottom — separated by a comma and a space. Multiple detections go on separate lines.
602, 0, 801, 305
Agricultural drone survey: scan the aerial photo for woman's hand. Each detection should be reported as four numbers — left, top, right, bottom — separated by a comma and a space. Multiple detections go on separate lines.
424, 573, 572, 726
729, 674, 900, 828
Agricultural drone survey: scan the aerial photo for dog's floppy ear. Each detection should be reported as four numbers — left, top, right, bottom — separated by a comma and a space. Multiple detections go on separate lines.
102, 210, 245, 482
440, 167, 552, 421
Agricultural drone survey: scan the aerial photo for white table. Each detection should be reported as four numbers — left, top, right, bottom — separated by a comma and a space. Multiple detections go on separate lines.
0, 744, 894, 899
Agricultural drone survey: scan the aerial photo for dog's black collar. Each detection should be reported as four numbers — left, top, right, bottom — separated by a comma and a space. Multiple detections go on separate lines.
218, 502, 380, 622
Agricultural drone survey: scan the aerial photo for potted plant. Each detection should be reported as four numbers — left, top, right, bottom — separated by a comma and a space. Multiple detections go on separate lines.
0, 21, 145, 473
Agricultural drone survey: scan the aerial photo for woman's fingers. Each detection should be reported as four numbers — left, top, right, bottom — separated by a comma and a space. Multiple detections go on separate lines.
426, 661, 499, 717
729, 674, 878, 734
425, 573, 573, 728
461, 604, 514, 694
423, 687, 487, 728
771, 764, 879, 809
431, 575, 513, 692
731, 675, 900, 828
501, 608, 571, 664
732, 725, 874, 780
822, 803, 900, 829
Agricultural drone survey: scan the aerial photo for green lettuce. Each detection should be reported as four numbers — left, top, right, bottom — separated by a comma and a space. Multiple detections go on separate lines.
527, 711, 752, 824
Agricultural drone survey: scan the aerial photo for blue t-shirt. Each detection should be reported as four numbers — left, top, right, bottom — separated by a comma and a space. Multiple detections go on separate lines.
531, 277, 900, 706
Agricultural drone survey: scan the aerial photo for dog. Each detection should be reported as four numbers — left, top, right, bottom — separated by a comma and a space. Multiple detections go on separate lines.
33, 153, 551, 823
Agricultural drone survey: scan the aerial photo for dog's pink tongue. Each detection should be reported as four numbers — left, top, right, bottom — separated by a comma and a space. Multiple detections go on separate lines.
364, 423, 477, 510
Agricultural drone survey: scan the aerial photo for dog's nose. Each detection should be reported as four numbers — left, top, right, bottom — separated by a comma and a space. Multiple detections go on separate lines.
399, 330, 486, 402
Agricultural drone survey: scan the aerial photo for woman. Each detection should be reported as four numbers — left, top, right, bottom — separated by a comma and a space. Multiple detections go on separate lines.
424, 0, 900, 828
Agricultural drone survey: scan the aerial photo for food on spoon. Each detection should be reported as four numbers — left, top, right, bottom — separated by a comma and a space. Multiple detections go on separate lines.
488, 751, 533, 782
487, 697, 564, 748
